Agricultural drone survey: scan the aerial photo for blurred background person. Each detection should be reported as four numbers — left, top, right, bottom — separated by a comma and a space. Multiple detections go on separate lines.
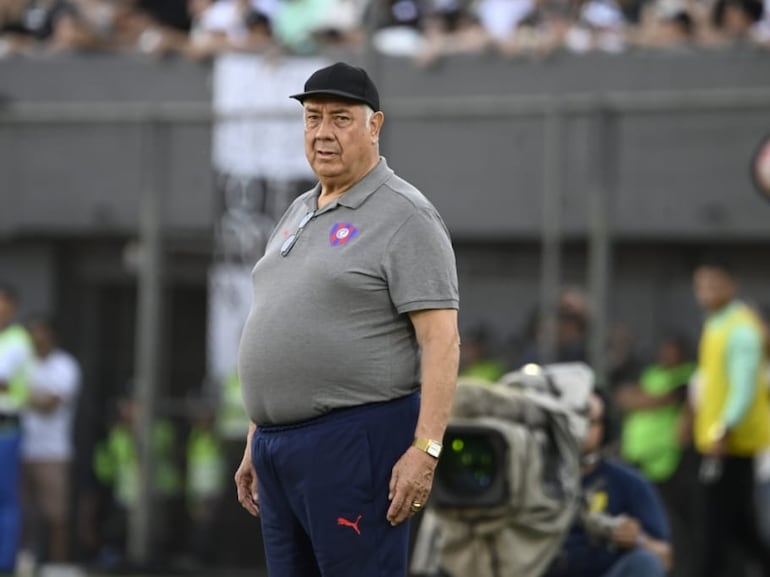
686, 258, 770, 577
545, 390, 672, 577
185, 399, 226, 567
92, 396, 182, 569
458, 323, 507, 383
630, 0, 696, 48
754, 304, 770, 549
19, 316, 82, 568
0, 283, 33, 574
616, 333, 696, 577
711, 0, 765, 43
183, 0, 275, 60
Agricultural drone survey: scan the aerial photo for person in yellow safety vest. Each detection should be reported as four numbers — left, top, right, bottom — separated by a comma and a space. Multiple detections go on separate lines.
217, 369, 251, 441
0, 283, 33, 574
186, 404, 226, 565
686, 258, 770, 577
92, 397, 181, 563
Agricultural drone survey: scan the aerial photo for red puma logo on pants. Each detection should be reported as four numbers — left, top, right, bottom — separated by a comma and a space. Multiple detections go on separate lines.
337, 514, 363, 535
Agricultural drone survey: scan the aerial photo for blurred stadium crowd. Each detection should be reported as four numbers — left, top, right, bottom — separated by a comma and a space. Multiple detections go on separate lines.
0, 0, 768, 63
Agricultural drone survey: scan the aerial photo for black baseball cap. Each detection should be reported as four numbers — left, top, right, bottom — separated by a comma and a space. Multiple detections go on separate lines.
290, 62, 380, 112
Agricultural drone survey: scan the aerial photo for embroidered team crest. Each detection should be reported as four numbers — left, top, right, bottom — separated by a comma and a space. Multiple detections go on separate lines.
329, 223, 359, 247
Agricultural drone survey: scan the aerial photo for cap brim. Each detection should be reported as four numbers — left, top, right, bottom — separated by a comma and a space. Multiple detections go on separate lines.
289, 90, 376, 110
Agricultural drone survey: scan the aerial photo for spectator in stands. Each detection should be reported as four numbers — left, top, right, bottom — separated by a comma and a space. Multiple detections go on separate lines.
271, 0, 366, 54
712, 0, 764, 41
545, 390, 673, 577
372, 0, 431, 58
184, 0, 274, 60
20, 316, 82, 566
0, 0, 103, 56
630, 0, 696, 47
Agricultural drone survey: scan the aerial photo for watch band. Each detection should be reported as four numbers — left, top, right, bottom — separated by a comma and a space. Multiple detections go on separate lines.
413, 437, 443, 459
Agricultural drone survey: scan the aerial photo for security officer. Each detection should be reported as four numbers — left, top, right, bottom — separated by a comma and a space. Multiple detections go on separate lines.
93, 397, 181, 562
186, 403, 226, 564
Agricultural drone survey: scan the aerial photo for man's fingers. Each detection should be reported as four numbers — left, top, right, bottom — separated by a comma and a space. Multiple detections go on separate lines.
388, 469, 398, 500
237, 482, 260, 516
386, 490, 410, 525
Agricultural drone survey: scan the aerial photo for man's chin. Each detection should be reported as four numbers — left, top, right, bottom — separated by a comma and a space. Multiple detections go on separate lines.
313, 164, 342, 178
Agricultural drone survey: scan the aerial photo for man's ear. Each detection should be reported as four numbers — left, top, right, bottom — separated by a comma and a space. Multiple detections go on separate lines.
370, 111, 384, 142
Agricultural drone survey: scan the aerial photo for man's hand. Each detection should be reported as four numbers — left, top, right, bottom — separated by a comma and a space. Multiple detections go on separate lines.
235, 425, 260, 517
386, 447, 437, 526
611, 515, 642, 549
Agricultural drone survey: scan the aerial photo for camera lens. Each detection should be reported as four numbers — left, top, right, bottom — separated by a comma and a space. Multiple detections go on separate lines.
437, 431, 499, 497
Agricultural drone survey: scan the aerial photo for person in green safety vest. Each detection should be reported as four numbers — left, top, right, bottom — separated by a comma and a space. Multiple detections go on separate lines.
618, 334, 696, 485
0, 283, 33, 573
92, 397, 182, 564
616, 333, 696, 577
186, 401, 226, 565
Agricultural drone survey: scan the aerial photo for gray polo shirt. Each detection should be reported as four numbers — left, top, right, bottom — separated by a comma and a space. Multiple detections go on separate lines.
238, 158, 459, 425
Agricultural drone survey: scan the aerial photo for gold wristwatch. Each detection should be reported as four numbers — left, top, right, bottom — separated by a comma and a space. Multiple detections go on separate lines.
413, 437, 443, 459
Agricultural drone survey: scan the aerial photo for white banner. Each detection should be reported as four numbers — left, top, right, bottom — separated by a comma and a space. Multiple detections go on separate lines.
207, 262, 253, 385
208, 55, 325, 387
212, 54, 328, 179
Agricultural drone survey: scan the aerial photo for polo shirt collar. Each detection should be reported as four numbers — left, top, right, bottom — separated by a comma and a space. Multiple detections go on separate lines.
337, 158, 393, 209
304, 158, 394, 213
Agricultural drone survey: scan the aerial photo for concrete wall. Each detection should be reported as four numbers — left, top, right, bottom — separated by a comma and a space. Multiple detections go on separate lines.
1, 51, 769, 365
1, 51, 769, 240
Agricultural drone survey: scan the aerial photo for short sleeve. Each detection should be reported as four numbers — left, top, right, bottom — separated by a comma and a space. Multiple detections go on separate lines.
383, 207, 459, 314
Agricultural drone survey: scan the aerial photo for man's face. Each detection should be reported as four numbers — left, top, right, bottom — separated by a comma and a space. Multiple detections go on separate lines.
303, 98, 383, 185
582, 394, 604, 454
693, 266, 735, 312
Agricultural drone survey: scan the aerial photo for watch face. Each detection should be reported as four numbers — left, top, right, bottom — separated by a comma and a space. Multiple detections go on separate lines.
427, 442, 442, 457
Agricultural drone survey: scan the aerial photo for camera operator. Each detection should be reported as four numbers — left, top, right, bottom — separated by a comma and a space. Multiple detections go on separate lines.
545, 391, 672, 577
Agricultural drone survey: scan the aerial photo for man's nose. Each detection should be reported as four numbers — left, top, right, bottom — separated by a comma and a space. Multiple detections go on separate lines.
313, 115, 335, 138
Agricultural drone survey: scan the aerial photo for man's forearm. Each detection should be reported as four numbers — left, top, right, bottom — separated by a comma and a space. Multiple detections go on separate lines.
722, 326, 762, 428
639, 533, 673, 570
615, 385, 678, 412
410, 309, 460, 442
416, 341, 459, 441
244, 421, 257, 455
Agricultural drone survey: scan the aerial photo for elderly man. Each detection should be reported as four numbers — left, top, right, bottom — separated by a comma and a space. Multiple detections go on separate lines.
233, 62, 460, 577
